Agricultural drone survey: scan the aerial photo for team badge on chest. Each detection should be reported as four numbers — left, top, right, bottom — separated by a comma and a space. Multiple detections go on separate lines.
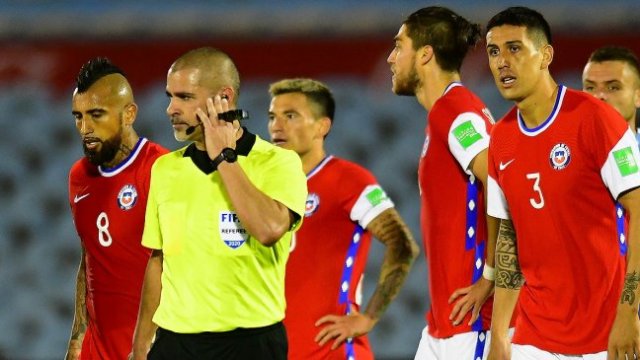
305, 193, 320, 217
117, 184, 138, 210
549, 143, 571, 170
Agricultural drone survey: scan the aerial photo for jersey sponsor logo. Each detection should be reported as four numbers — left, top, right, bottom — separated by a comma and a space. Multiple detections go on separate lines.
613, 146, 639, 176
453, 120, 483, 150
549, 143, 571, 170
73, 193, 90, 203
499, 159, 515, 171
365, 187, 388, 206
219, 211, 248, 249
117, 184, 138, 210
421, 134, 429, 158
304, 193, 320, 217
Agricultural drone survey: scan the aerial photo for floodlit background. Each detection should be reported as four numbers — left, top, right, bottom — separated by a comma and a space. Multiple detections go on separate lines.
0, 1, 639, 359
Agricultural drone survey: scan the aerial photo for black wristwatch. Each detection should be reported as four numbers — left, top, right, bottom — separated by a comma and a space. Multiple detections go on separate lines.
211, 147, 238, 168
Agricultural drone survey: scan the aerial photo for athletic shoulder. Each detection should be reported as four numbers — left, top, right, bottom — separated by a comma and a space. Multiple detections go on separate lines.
251, 135, 302, 165
327, 156, 376, 181
143, 140, 169, 158
69, 157, 94, 179
563, 87, 628, 132
491, 106, 518, 133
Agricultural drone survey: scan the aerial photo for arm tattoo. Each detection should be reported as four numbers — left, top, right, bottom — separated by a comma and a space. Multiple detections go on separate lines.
71, 260, 88, 342
621, 271, 640, 305
365, 209, 418, 320
495, 220, 524, 290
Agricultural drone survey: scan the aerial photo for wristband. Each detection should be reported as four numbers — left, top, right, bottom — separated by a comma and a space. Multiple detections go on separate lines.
482, 264, 495, 281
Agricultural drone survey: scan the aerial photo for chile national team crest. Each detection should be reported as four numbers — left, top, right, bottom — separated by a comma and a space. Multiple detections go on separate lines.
549, 143, 571, 170
117, 184, 138, 210
305, 193, 320, 217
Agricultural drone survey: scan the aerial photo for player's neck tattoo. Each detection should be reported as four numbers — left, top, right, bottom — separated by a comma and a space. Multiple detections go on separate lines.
119, 143, 133, 156
621, 271, 640, 306
495, 220, 524, 290
103, 143, 134, 168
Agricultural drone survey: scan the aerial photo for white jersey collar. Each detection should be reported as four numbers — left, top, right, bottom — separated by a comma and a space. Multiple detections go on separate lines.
98, 137, 148, 177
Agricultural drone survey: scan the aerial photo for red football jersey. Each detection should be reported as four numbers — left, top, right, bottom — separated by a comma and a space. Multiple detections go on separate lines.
284, 156, 394, 360
68, 138, 167, 360
419, 83, 495, 338
487, 87, 640, 353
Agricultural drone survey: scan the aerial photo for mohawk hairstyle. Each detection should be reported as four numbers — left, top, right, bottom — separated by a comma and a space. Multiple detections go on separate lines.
76, 57, 126, 92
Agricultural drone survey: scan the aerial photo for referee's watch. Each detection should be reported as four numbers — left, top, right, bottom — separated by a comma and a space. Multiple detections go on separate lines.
211, 147, 238, 168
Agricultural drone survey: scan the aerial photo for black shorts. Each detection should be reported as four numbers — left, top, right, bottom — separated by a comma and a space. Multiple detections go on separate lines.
147, 322, 287, 360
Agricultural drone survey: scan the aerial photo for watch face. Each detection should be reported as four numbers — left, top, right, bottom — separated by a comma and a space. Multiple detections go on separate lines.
223, 148, 237, 163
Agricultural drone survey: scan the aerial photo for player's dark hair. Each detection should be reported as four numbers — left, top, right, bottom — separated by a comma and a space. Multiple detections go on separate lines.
487, 6, 552, 47
402, 6, 482, 72
269, 78, 335, 123
76, 57, 126, 93
588, 46, 640, 79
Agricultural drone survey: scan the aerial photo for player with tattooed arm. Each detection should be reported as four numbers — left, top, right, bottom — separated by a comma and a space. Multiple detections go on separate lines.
66, 58, 167, 360
268, 78, 419, 360
485, 7, 640, 359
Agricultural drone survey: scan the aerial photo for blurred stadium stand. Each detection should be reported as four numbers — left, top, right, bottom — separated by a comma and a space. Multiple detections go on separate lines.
0, 1, 638, 359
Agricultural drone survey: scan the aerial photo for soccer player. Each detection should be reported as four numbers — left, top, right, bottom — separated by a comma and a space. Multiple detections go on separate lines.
387, 6, 499, 359
485, 7, 640, 359
130, 47, 307, 360
583, 46, 640, 140
65, 58, 167, 360
583, 47, 640, 262
267, 78, 419, 360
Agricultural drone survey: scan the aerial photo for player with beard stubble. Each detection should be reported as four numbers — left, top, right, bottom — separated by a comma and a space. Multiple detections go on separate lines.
66, 57, 167, 360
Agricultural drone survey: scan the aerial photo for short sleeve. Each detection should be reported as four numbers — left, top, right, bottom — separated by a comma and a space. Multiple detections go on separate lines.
601, 128, 640, 199
487, 141, 510, 219
349, 184, 395, 228
259, 148, 308, 231
448, 112, 490, 173
141, 161, 162, 249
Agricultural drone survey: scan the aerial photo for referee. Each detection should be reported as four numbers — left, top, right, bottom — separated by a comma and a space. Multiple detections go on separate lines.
129, 47, 307, 360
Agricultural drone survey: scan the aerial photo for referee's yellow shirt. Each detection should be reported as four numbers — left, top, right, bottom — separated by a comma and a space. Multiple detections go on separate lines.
142, 134, 307, 333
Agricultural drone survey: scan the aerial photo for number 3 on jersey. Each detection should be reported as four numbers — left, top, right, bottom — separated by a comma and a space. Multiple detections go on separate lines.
526, 172, 545, 209
96, 212, 113, 247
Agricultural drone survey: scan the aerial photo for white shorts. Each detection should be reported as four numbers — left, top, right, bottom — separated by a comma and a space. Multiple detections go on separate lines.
414, 326, 490, 360
512, 344, 606, 359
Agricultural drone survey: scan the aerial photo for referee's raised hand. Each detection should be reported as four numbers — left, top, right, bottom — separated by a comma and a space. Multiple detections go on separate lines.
195, 95, 239, 161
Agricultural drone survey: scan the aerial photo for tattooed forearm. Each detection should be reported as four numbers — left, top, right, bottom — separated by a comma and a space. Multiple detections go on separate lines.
366, 267, 411, 320
621, 271, 640, 305
495, 220, 524, 290
70, 257, 88, 343
365, 209, 419, 320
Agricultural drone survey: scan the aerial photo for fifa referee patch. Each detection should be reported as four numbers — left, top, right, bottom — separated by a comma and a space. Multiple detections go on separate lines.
219, 211, 248, 249
453, 120, 482, 149
614, 147, 639, 176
